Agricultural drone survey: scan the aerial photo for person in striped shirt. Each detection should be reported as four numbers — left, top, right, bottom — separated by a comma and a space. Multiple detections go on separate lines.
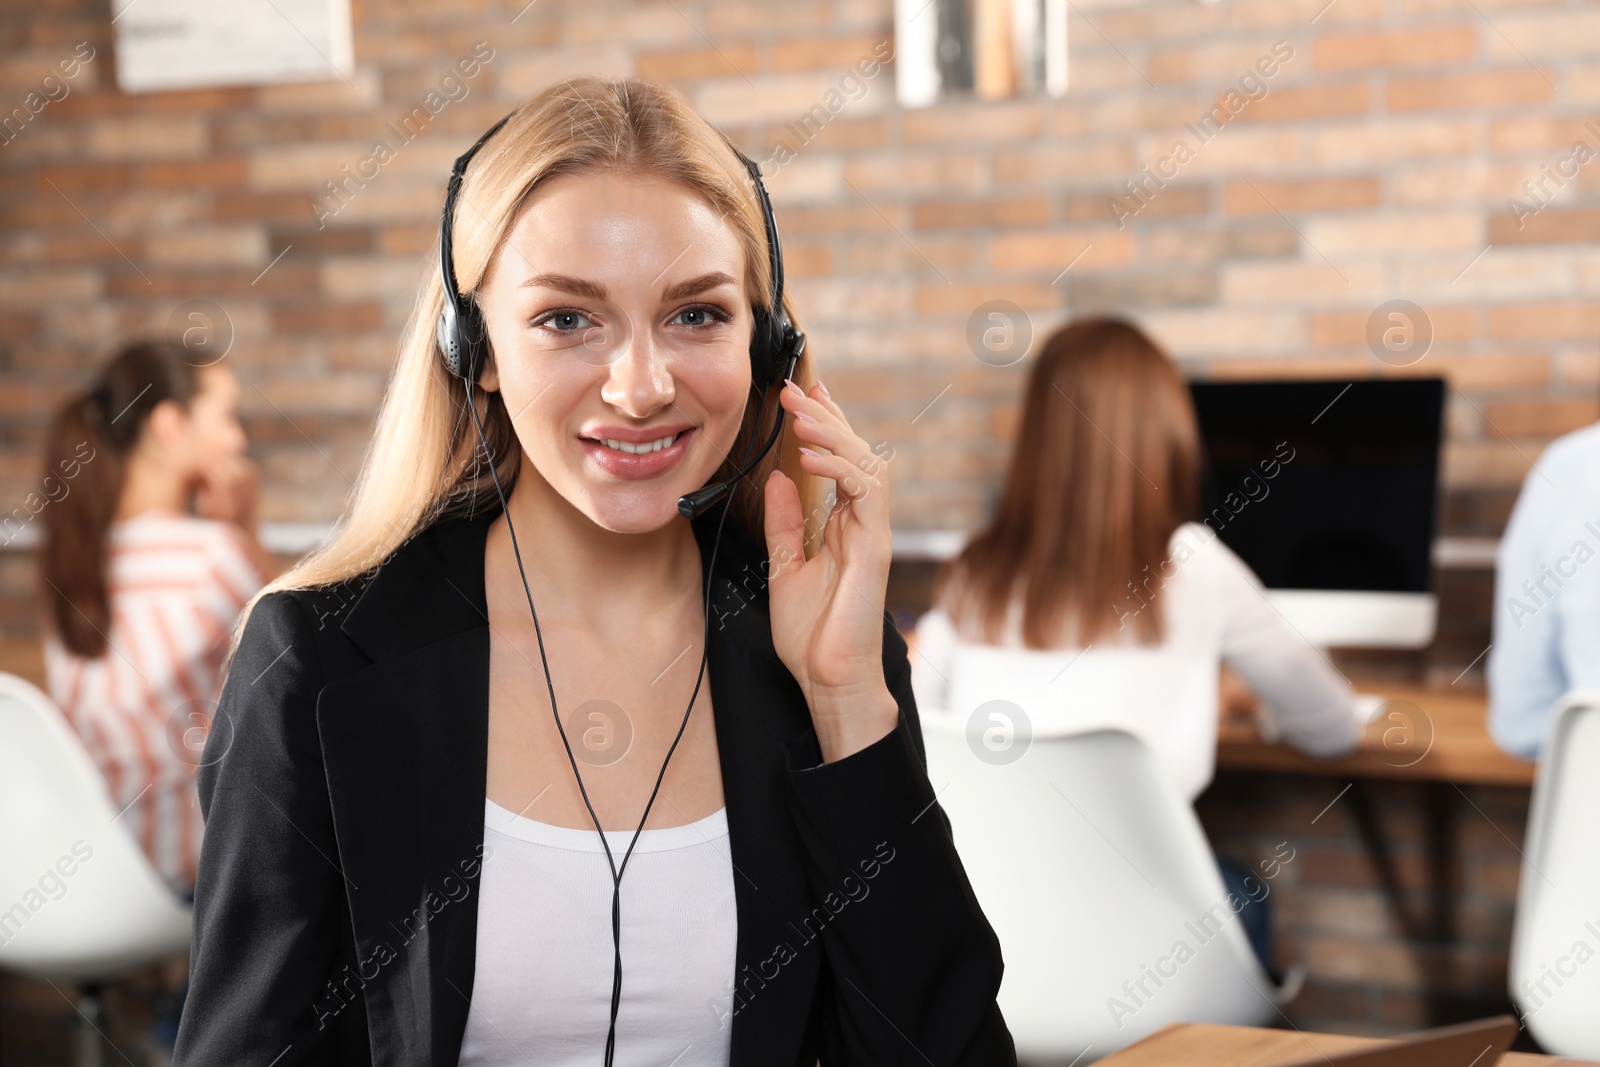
36, 339, 271, 902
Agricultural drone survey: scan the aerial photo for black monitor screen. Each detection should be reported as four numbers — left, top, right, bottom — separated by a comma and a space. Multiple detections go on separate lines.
1187, 378, 1445, 594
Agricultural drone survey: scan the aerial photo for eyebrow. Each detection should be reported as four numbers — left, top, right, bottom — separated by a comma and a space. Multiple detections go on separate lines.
518, 270, 739, 303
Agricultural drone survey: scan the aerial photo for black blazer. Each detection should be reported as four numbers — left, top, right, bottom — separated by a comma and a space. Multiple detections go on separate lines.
172, 498, 1017, 1066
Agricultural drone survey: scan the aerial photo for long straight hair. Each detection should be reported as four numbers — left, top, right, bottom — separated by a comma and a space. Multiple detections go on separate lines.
38, 340, 204, 658
224, 76, 825, 666
933, 316, 1199, 649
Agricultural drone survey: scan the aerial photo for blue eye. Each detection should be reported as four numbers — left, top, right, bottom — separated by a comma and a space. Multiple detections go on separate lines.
531, 304, 731, 334
532, 309, 594, 333
673, 304, 732, 329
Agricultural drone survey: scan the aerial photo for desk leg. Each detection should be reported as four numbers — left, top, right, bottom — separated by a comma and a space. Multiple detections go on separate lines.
1346, 781, 1423, 945
1344, 781, 1458, 1026
1425, 782, 1455, 947
1344, 783, 1459, 1023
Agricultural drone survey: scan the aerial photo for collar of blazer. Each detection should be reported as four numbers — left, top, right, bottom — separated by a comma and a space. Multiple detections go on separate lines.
308, 495, 834, 1063
333, 493, 782, 666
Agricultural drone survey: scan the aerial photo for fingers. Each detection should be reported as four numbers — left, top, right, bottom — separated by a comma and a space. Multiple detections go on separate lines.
780, 378, 888, 492
763, 467, 806, 578
797, 446, 875, 503
779, 377, 891, 539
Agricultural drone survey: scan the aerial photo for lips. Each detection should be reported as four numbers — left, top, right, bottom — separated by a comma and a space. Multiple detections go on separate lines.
585, 429, 685, 454
578, 427, 695, 480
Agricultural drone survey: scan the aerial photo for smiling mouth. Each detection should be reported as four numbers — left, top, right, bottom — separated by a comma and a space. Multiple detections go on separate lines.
582, 429, 689, 455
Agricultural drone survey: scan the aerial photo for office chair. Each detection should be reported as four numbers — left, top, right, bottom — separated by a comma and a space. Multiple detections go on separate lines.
921, 723, 1300, 1065
0, 672, 192, 1067
1508, 688, 1600, 1059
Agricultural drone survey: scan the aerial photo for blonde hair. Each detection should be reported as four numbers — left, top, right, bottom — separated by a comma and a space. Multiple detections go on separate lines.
224, 76, 825, 668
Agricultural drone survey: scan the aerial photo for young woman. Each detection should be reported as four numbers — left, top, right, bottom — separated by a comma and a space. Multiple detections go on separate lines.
910, 316, 1361, 970
38, 339, 269, 901
173, 78, 1014, 1066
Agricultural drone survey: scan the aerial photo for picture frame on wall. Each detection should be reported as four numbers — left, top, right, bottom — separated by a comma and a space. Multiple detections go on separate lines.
110, 0, 355, 93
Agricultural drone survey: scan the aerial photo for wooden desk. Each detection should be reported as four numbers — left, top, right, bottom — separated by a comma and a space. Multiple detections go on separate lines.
1097, 1021, 1595, 1065
0, 636, 44, 691
902, 622, 1531, 787
1218, 682, 1534, 788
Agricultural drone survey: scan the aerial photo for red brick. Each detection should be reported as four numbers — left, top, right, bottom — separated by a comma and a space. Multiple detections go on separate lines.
636, 43, 759, 81
1490, 303, 1600, 339
770, 35, 887, 73
780, 241, 833, 277
271, 301, 383, 335
914, 282, 1057, 316
987, 230, 1137, 272
1232, 82, 1370, 122
1480, 398, 1600, 436
1388, 68, 1554, 110
1310, 307, 1476, 346
760, 116, 888, 154
1490, 208, 1600, 245
905, 100, 1045, 143
912, 196, 1051, 229
1224, 177, 1382, 214
1314, 26, 1479, 70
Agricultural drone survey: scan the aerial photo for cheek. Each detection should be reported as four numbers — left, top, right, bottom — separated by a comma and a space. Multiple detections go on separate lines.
197, 411, 245, 455
496, 360, 551, 417
498, 365, 582, 450
203, 412, 236, 443
694, 359, 754, 435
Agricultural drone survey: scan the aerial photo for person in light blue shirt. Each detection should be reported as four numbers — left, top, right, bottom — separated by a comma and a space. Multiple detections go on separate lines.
1488, 421, 1600, 759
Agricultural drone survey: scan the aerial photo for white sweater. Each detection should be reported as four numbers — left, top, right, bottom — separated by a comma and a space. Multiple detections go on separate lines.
910, 522, 1361, 802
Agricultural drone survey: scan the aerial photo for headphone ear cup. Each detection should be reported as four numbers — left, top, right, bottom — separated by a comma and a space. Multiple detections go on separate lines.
437, 302, 464, 380
438, 300, 488, 387
460, 302, 487, 386
748, 305, 776, 391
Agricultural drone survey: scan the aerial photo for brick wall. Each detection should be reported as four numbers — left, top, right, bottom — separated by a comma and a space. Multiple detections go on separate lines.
1, 0, 1592, 1055
7, 0, 1599, 585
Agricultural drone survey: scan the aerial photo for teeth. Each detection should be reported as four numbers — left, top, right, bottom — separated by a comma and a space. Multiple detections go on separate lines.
600, 431, 680, 455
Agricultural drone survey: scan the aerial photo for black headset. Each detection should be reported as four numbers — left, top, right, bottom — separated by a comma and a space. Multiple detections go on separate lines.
435, 105, 804, 1064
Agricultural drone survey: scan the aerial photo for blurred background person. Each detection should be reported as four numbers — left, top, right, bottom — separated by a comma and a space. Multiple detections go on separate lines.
1487, 417, 1600, 759
909, 315, 1362, 975
38, 339, 269, 899
34, 339, 270, 1058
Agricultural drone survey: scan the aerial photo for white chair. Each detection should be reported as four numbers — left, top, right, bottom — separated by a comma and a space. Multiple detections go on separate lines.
0, 671, 192, 1067
1508, 688, 1600, 1059
921, 722, 1298, 1065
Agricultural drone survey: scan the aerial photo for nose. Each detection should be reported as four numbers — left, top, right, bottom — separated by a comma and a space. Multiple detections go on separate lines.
598, 324, 675, 418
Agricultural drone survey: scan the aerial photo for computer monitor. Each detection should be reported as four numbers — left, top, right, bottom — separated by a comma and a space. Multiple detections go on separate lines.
1187, 377, 1446, 649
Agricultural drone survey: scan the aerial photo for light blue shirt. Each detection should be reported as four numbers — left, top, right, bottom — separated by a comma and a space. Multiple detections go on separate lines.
1487, 422, 1600, 759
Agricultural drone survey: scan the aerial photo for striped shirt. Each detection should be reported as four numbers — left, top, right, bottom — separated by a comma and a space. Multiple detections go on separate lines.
41, 509, 266, 897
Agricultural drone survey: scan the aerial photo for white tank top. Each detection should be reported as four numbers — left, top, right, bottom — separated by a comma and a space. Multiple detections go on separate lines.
457, 797, 739, 1066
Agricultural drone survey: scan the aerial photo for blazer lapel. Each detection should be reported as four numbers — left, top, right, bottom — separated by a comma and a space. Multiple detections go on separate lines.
314, 499, 827, 1064
315, 504, 497, 1067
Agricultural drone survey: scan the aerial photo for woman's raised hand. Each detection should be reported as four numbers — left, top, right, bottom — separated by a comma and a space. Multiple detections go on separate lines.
763, 378, 900, 763
195, 454, 261, 529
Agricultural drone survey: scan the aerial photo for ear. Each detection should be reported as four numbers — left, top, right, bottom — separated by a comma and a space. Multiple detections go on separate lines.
478, 347, 498, 392
142, 397, 188, 449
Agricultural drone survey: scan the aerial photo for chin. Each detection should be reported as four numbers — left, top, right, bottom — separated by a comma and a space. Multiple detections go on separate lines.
580, 487, 689, 534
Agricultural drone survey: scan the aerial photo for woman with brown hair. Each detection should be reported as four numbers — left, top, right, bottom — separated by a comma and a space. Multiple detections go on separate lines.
38, 339, 269, 901
910, 315, 1360, 968
173, 77, 1013, 1066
